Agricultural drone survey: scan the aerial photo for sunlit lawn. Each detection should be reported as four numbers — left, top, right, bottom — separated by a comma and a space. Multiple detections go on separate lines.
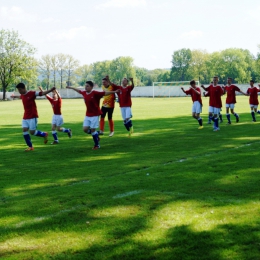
0, 96, 260, 259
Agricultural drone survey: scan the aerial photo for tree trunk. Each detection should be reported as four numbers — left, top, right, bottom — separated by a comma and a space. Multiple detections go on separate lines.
3, 84, 8, 100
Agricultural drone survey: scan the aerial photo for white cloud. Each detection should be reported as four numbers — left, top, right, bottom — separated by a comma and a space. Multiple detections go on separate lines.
96, 0, 146, 9
41, 17, 60, 24
47, 26, 95, 41
248, 6, 260, 23
179, 30, 203, 40
0, 6, 37, 22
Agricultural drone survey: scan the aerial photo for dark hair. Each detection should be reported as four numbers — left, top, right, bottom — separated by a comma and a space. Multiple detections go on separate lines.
86, 81, 94, 87
190, 80, 196, 85
250, 80, 255, 83
102, 77, 108, 81
213, 76, 218, 79
228, 77, 232, 80
16, 83, 26, 89
123, 78, 129, 82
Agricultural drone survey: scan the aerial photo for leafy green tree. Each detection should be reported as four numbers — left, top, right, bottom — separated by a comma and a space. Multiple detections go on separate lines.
64, 55, 80, 86
74, 64, 94, 86
38, 54, 52, 90
92, 60, 112, 86
0, 29, 37, 99
171, 48, 192, 81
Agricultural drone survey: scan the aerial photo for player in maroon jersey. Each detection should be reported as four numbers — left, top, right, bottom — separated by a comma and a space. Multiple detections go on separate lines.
201, 76, 224, 131
223, 78, 248, 124
246, 80, 260, 122
11, 83, 55, 151
181, 80, 203, 129
106, 75, 135, 137
40, 87, 72, 144
66, 81, 119, 149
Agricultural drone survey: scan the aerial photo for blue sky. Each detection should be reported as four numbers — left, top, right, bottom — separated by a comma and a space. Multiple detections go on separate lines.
1, 0, 260, 69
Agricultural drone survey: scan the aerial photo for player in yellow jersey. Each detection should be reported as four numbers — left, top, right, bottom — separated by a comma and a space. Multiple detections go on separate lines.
99, 77, 116, 136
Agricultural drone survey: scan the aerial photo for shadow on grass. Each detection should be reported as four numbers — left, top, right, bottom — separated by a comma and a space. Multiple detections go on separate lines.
1, 114, 260, 259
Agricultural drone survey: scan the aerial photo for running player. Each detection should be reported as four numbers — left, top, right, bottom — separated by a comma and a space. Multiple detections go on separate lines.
223, 77, 248, 124
66, 81, 119, 149
106, 76, 135, 137
181, 80, 203, 129
11, 83, 55, 151
99, 77, 116, 137
201, 76, 224, 131
246, 80, 260, 122
39, 87, 72, 144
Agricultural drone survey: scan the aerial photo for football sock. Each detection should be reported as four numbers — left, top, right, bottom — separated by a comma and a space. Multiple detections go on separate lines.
234, 113, 239, 118
52, 131, 58, 141
124, 121, 130, 131
23, 132, 32, 147
62, 128, 70, 133
208, 115, 212, 123
197, 117, 202, 126
251, 111, 256, 121
226, 113, 231, 122
100, 118, 105, 132
91, 131, 99, 146
214, 118, 219, 128
108, 119, 114, 132
219, 114, 223, 121
126, 119, 132, 128
34, 130, 46, 137
257, 110, 260, 114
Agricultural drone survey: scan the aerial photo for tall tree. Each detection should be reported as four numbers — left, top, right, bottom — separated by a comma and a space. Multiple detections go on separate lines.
64, 55, 80, 86
51, 54, 59, 87
92, 60, 112, 86
57, 53, 67, 89
74, 64, 94, 86
38, 54, 52, 90
171, 48, 192, 81
0, 29, 37, 99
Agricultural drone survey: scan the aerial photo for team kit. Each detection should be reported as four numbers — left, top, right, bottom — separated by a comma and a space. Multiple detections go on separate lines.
12, 75, 259, 150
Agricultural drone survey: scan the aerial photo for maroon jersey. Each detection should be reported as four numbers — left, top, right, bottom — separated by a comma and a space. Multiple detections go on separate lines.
79, 90, 105, 116
224, 85, 240, 104
205, 85, 223, 108
46, 95, 62, 115
184, 87, 202, 105
247, 87, 260, 105
20, 91, 41, 119
112, 84, 134, 107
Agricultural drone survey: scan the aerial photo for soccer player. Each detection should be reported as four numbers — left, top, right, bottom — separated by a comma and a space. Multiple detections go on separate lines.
39, 87, 72, 144
246, 80, 260, 122
181, 80, 203, 129
201, 76, 224, 131
11, 83, 55, 151
99, 77, 116, 137
106, 76, 135, 137
223, 77, 248, 124
66, 81, 119, 149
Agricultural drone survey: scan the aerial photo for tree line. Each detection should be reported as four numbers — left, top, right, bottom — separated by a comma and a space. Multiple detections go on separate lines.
1, 29, 260, 100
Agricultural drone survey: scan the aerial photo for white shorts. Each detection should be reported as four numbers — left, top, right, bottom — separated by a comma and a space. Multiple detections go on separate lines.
208, 106, 221, 115
52, 115, 64, 126
120, 107, 132, 120
226, 103, 235, 109
22, 118, 38, 130
192, 101, 202, 114
250, 104, 258, 109
83, 116, 99, 129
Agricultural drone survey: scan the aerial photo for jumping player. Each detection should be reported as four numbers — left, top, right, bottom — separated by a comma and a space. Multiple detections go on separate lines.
181, 80, 203, 129
201, 76, 224, 131
99, 77, 116, 137
66, 81, 119, 149
246, 80, 260, 122
106, 76, 135, 137
11, 83, 55, 151
223, 78, 248, 124
39, 87, 72, 144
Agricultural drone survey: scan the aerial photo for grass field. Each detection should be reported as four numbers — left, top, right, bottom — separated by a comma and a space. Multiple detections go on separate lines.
1, 96, 260, 260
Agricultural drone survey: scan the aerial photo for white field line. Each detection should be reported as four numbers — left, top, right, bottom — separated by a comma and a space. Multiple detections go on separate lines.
112, 190, 142, 199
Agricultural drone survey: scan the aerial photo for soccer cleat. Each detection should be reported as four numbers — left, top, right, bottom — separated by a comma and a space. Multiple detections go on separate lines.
227, 122, 231, 125
109, 131, 114, 137
43, 132, 48, 144
68, 129, 72, 138
213, 127, 220, 131
198, 126, 204, 129
92, 145, 100, 150
130, 126, 134, 133
51, 140, 59, 145
236, 117, 239, 123
252, 120, 256, 122
25, 147, 34, 151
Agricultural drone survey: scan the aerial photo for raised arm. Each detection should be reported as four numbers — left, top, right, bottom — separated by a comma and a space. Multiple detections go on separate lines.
191, 87, 200, 95
11, 94, 21, 99
41, 87, 56, 96
129, 77, 134, 89
181, 87, 186, 94
200, 84, 207, 91
39, 86, 51, 98
66, 86, 81, 94
104, 89, 120, 96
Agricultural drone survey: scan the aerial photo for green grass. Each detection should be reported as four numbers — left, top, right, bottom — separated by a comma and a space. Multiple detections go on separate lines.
0, 96, 260, 260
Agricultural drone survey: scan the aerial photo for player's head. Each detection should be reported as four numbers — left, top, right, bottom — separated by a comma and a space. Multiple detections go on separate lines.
227, 77, 232, 84
189, 80, 196, 87
102, 77, 109, 88
213, 76, 218, 85
250, 80, 254, 87
16, 82, 27, 94
122, 78, 128, 86
85, 80, 94, 92
52, 90, 58, 99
